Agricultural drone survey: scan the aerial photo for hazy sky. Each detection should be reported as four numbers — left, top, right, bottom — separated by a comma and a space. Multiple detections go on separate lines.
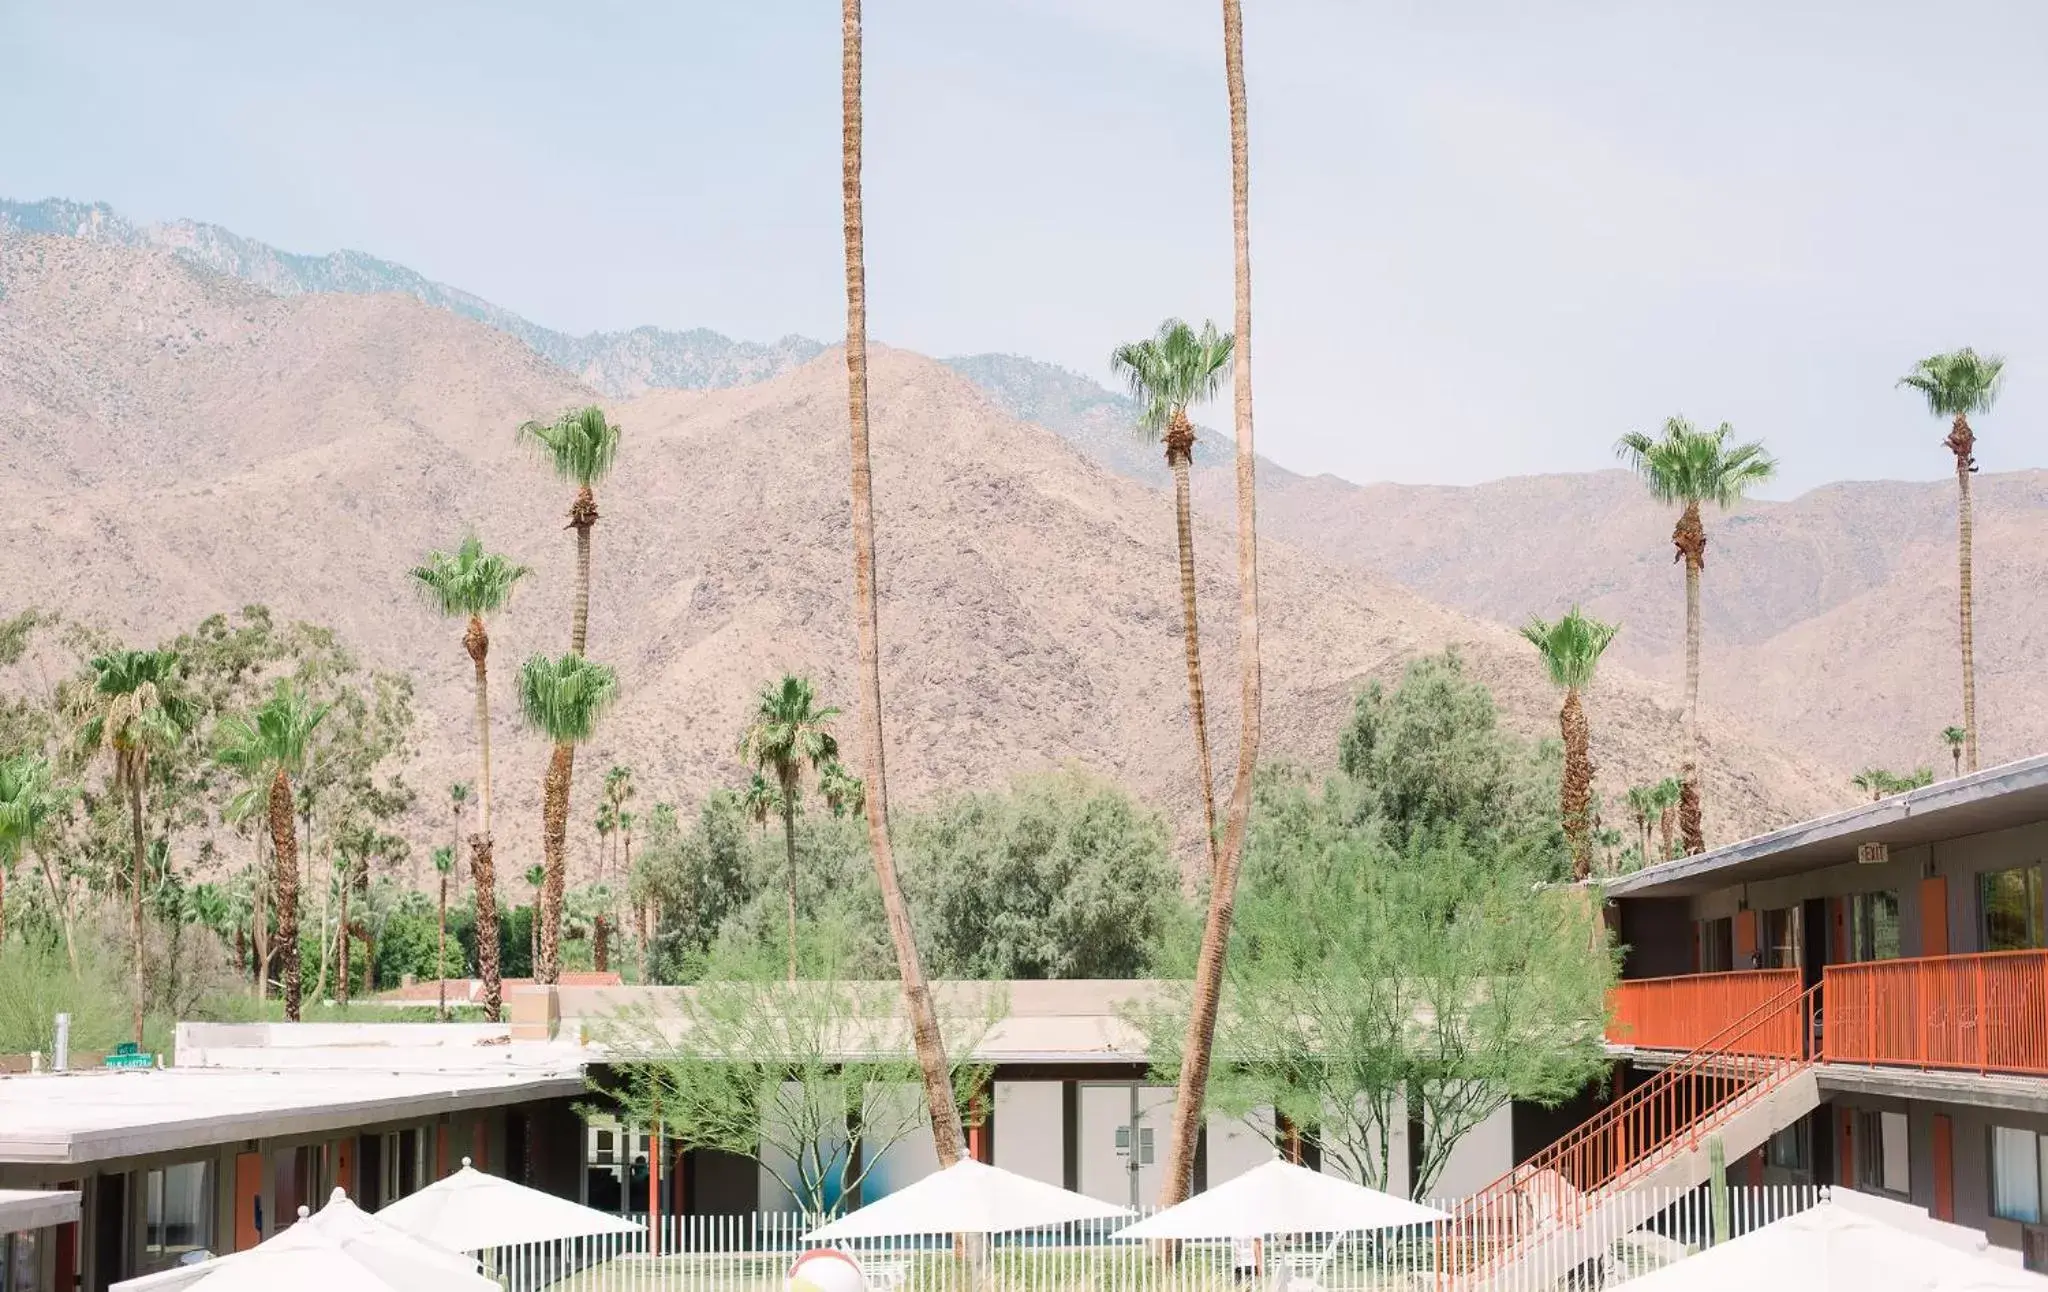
6, 1, 2045, 494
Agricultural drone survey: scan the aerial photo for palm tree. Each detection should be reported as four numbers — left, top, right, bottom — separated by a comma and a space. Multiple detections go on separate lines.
0, 754, 66, 947
1111, 318, 1233, 873
517, 652, 618, 984
841, 0, 967, 1168
517, 406, 621, 656
1520, 608, 1621, 880
72, 649, 196, 1043
1622, 784, 1660, 864
741, 773, 781, 833
1652, 777, 1682, 860
213, 680, 330, 1022
410, 534, 529, 1022
1162, 0, 1267, 1207
1899, 349, 2004, 775
1615, 418, 1776, 856
1941, 726, 1968, 779
431, 845, 456, 1019
1852, 768, 1897, 802
819, 760, 865, 818
740, 675, 842, 983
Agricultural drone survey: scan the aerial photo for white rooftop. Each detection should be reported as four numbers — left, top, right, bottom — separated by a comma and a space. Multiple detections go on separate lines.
0, 1188, 79, 1234
0, 1024, 585, 1166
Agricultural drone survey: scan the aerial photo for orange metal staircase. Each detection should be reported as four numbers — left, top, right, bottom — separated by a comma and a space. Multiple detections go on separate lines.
1443, 981, 1820, 1289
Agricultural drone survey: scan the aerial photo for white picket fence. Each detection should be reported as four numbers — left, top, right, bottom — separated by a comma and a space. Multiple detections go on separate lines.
483, 1184, 1824, 1292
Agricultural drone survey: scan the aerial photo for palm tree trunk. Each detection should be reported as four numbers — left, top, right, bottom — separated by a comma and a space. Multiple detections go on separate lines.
271, 771, 300, 1019
437, 871, 448, 1021
841, 0, 966, 1169
1678, 504, 1706, 855
571, 489, 597, 655
1162, 0, 1264, 1206
1166, 427, 1221, 878
128, 771, 147, 1045
36, 850, 79, 974
465, 615, 504, 1021
1561, 686, 1593, 880
782, 793, 800, 983
1953, 416, 1979, 772
538, 743, 573, 984
337, 862, 351, 1008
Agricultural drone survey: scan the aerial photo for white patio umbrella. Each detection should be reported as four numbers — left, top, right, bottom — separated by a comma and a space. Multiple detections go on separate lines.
1113, 1160, 1447, 1240
804, 1159, 1132, 1240
1612, 1190, 2047, 1292
112, 1189, 494, 1292
375, 1157, 643, 1252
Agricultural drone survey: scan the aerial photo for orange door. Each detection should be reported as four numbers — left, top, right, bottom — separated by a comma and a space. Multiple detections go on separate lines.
1839, 1109, 1856, 1187
1920, 876, 1949, 956
1932, 1115, 1955, 1220
234, 1153, 263, 1249
1735, 910, 1760, 965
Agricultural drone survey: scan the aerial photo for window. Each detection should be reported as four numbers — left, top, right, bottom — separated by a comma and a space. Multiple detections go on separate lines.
1761, 906, 1802, 969
1981, 868, 2045, 951
1765, 1121, 1809, 1172
1849, 891, 1902, 961
1700, 918, 1734, 972
1854, 1111, 1909, 1195
1993, 1127, 2048, 1224
1, 1230, 41, 1292
142, 1161, 213, 1272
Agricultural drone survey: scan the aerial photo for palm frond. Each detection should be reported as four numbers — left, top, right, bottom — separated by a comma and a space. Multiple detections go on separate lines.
517, 652, 620, 745
410, 533, 531, 619
1617, 417, 1777, 510
517, 406, 622, 487
1109, 318, 1232, 440
1897, 348, 2005, 419
1519, 607, 1620, 690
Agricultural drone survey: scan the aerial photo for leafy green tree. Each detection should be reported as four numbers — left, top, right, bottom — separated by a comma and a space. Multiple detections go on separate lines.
1941, 726, 1968, 779
818, 760, 863, 819
1899, 349, 2004, 775
1338, 650, 1564, 875
1110, 317, 1234, 876
519, 653, 617, 984
410, 535, 529, 1021
69, 649, 197, 1043
1150, 774, 1612, 1197
633, 797, 757, 984
902, 770, 1178, 980
1616, 418, 1776, 855
0, 754, 68, 949
1520, 609, 1620, 879
212, 680, 329, 1020
597, 938, 996, 1216
739, 675, 842, 983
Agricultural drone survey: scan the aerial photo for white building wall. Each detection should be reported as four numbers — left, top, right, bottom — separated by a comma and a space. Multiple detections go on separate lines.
1427, 1100, 1515, 1200
1205, 1108, 1275, 1188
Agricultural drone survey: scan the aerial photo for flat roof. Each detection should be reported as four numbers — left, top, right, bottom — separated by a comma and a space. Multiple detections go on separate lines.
0, 1026, 587, 1165
0, 1189, 79, 1234
1602, 753, 2048, 898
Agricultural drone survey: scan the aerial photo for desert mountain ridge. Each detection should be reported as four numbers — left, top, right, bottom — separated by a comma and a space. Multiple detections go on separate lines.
0, 232, 1854, 884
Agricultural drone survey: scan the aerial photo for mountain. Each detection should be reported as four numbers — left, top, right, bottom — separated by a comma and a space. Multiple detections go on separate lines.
0, 198, 824, 396
0, 233, 1847, 881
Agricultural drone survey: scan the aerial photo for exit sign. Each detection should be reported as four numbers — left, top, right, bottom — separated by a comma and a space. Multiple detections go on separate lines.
1857, 841, 1890, 865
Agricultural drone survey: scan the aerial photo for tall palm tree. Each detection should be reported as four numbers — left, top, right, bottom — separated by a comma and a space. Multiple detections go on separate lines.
432, 845, 455, 1020
740, 675, 842, 983
1615, 418, 1776, 856
841, 0, 966, 1168
410, 534, 529, 1022
1111, 318, 1233, 873
1899, 349, 2004, 775
72, 649, 196, 1043
1162, 0, 1267, 1207
517, 652, 618, 984
0, 754, 66, 947
1520, 608, 1621, 880
213, 680, 330, 1022
517, 406, 621, 656
1941, 726, 1968, 779
1652, 777, 1682, 861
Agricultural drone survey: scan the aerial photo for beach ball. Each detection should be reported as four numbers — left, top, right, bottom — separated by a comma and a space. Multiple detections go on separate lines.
788, 1248, 866, 1292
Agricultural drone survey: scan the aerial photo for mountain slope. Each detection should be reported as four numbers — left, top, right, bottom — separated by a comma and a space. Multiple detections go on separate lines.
0, 234, 1845, 881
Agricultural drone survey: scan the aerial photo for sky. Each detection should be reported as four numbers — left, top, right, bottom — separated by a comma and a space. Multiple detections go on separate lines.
5, 0, 2046, 495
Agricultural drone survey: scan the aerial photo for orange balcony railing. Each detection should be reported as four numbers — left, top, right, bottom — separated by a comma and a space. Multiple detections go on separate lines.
1823, 949, 2048, 1076
1605, 969, 1802, 1053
